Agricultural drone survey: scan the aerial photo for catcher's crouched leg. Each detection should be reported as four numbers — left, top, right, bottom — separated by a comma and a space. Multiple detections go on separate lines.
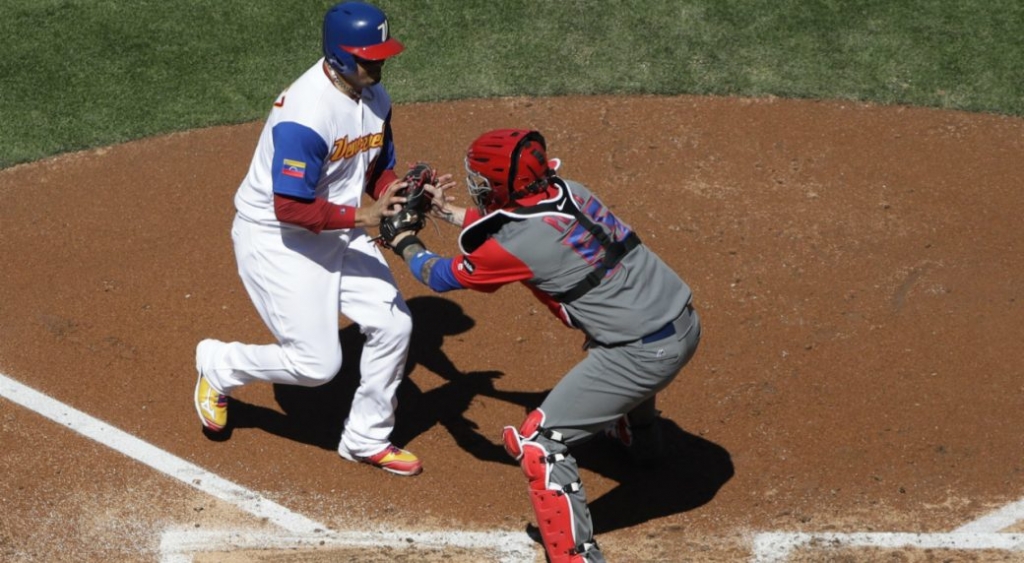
503, 409, 605, 563
604, 406, 668, 466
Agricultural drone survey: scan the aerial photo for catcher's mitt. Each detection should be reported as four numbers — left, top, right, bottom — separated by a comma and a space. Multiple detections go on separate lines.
378, 162, 435, 249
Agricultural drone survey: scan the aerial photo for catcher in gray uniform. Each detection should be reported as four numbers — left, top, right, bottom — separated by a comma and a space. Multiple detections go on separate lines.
380, 128, 702, 563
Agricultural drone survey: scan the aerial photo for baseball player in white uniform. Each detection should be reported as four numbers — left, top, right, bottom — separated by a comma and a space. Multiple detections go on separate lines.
194, 1, 425, 476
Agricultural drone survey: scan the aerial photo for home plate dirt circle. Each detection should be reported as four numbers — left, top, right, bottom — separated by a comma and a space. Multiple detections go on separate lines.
0, 95, 1022, 562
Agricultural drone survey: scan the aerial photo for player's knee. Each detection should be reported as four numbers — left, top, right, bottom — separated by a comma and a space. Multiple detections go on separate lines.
365, 310, 412, 349
285, 346, 342, 386
503, 409, 569, 479
290, 362, 341, 386
506, 428, 572, 490
503, 409, 548, 460
387, 310, 413, 341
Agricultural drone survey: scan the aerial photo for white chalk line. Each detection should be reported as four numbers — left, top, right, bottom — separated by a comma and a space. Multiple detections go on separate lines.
0, 372, 323, 534
954, 498, 1024, 533
22, 361, 1023, 563
751, 492, 1024, 561
751, 532, 1024, 563
0, 372, 536, 562
158, 527, 536, 563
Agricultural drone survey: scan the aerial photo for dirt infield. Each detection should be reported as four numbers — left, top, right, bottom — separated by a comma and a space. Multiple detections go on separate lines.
1, 95, 1022, 562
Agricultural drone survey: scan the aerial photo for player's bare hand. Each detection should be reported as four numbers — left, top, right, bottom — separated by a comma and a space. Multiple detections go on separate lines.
379, 178, 410, 217
356, 180, 406, 226
424, 173, 465, 225
424, 173, 456, 209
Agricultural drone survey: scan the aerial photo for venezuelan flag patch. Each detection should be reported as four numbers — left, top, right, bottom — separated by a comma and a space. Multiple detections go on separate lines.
282, 158, 306, 179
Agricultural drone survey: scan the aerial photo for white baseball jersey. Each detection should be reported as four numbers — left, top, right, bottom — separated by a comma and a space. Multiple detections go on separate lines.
234, 57, 396, 226
197, 58, 412, 459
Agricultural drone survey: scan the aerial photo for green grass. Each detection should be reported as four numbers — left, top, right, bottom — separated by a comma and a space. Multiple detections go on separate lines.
1, 0, 1022, 169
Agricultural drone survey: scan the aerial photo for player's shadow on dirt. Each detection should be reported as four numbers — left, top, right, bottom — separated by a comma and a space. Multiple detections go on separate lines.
574, 425, 734, 534
226, 296, 733, 532
226, 296, 541, 458
393, 302, 734, 531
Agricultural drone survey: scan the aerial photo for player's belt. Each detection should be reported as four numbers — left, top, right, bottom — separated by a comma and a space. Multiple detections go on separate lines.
583, 303, 693, 350
639, 302, 694, 344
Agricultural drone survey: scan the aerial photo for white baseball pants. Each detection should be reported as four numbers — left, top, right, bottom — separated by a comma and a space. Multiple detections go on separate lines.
198, 215, 412, 456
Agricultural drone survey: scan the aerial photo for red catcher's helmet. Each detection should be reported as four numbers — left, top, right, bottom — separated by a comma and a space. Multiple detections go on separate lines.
465, 129, 554, 213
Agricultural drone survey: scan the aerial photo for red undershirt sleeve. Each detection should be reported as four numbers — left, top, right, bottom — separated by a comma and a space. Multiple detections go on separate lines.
525, 282, 576, 327
369, 169, 399, 200
274, 193, 356, 233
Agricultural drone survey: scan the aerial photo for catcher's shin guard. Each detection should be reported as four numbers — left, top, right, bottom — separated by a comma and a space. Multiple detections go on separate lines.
503, 410, 604, 563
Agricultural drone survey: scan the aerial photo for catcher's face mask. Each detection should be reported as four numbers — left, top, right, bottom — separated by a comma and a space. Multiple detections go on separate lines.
466, 159, 494, 212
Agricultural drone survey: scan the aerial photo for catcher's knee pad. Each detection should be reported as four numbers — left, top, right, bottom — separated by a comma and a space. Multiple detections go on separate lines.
502, 410, 604, 563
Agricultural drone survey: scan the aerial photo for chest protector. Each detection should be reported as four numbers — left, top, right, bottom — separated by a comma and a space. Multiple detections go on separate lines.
512, 179, 641, 303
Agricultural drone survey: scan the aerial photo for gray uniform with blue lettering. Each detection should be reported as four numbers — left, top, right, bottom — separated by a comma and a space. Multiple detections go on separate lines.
458, 178, 701, 436
442, 176, 703, 560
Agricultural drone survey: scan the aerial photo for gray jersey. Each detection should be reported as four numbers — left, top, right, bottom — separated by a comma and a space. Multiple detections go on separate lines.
457, 178, 691, 345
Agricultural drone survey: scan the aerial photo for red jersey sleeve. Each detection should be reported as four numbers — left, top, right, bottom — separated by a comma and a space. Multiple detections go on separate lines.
452, 238, 534, 292
463, 207, 484, 227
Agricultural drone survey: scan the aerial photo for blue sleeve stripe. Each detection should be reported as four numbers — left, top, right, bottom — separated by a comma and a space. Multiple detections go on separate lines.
409, 251, 463, 292
372, 110, 398, 179
428, 257, 463, 292
271, 122, 328, 199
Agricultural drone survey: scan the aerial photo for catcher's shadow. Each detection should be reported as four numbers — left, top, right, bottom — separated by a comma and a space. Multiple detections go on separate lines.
401, 303, 735, 532
451, 404, 734, 534
572, 422, 734, 534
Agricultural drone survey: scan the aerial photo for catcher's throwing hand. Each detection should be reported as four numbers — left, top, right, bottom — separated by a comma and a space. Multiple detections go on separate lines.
423, 172, 462, 225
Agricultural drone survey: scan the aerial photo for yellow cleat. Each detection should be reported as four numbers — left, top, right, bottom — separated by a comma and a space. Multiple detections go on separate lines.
339, 443, 423, 476
194, 374, 228, 432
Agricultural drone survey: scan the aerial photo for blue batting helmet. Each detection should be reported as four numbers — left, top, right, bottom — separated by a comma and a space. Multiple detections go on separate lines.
322, 2, 404, 75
